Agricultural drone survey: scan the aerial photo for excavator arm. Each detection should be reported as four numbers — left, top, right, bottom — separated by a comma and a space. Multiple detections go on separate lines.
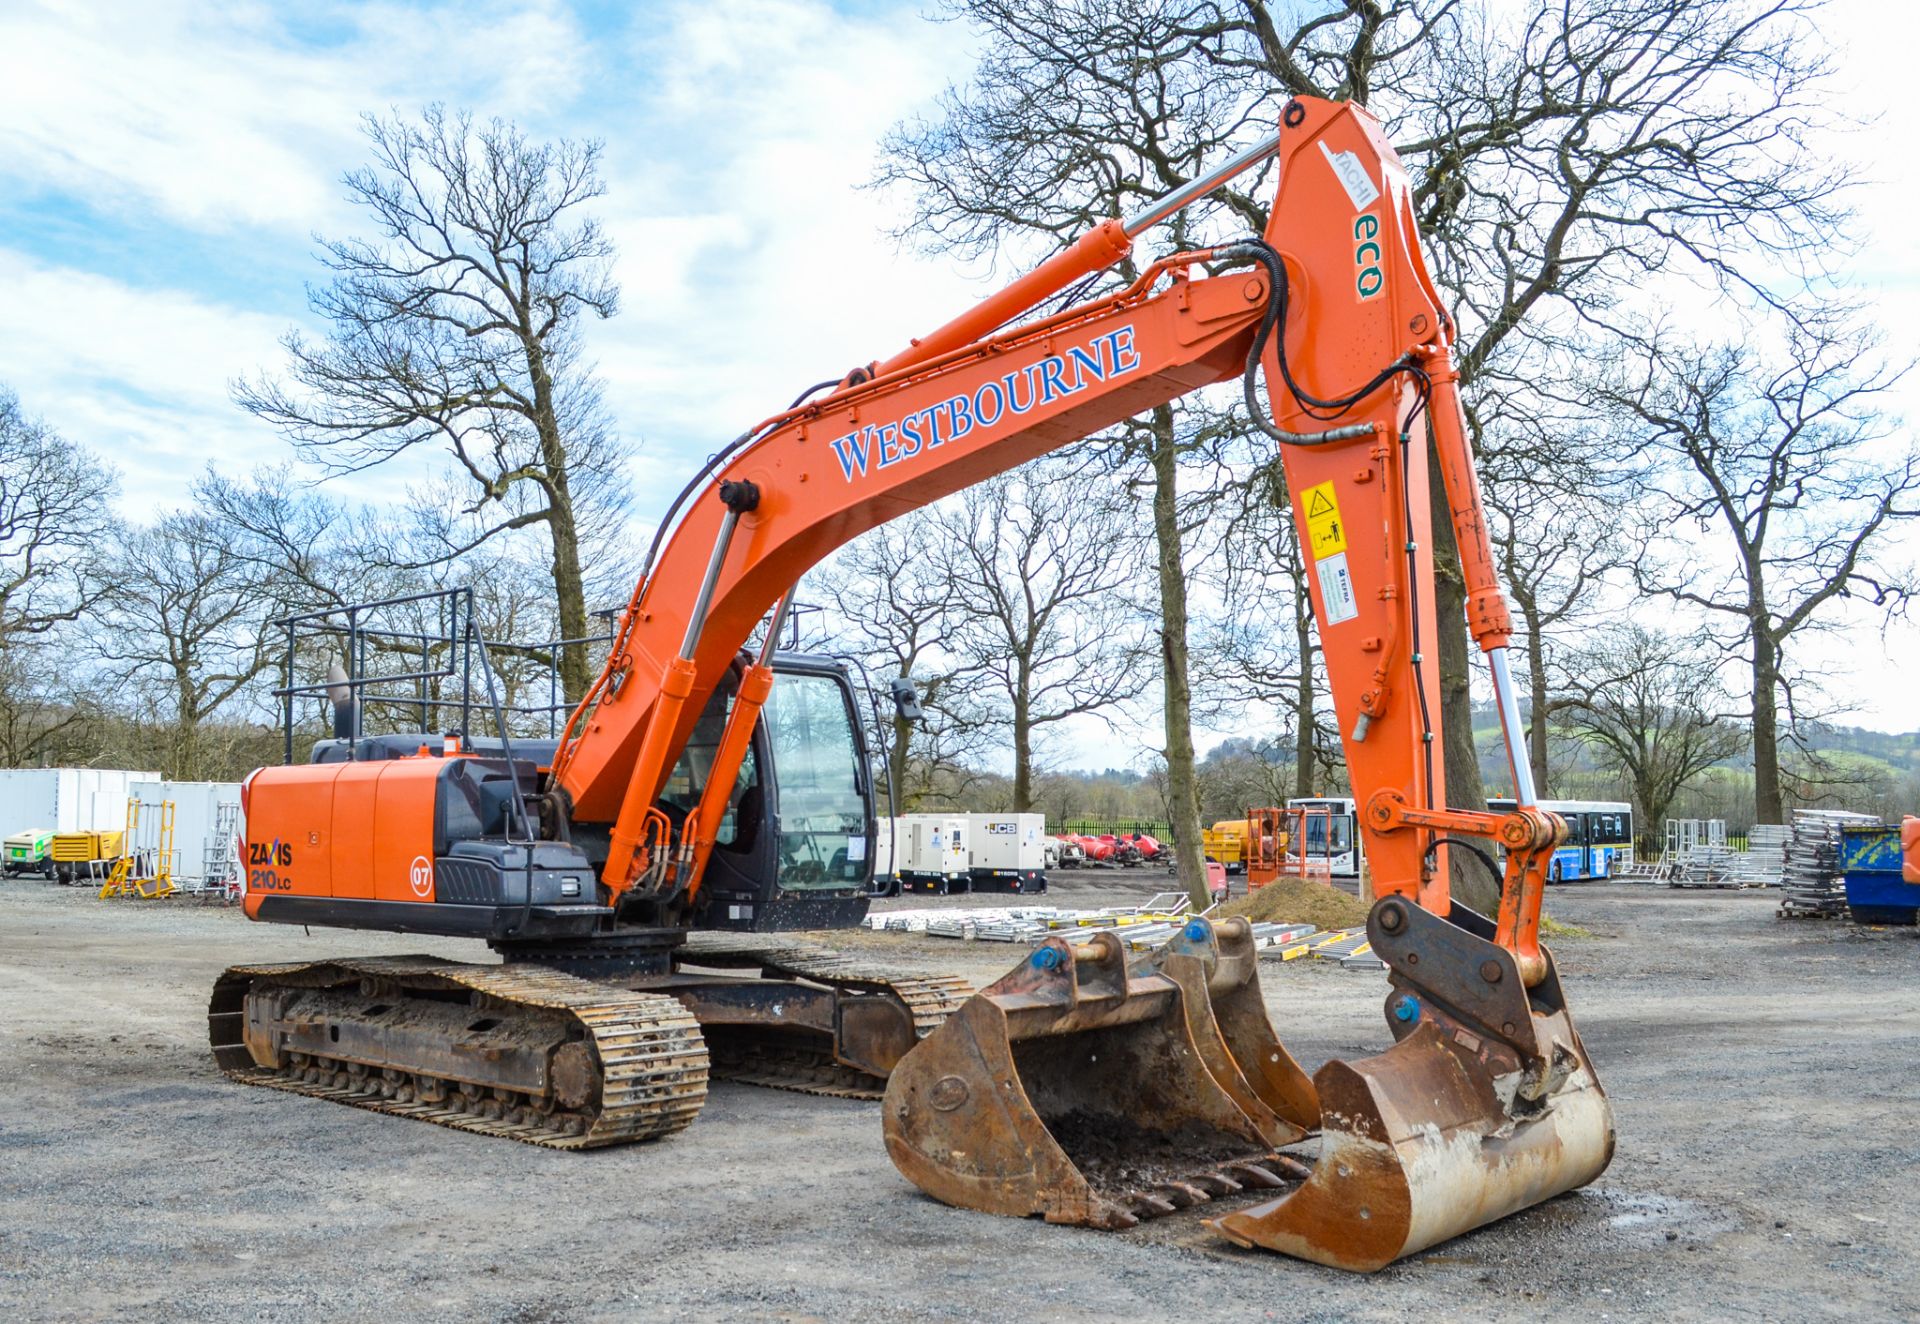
548, 249, 1270, 895
773, 96, 1613, 1271
552, 100, 1565, 986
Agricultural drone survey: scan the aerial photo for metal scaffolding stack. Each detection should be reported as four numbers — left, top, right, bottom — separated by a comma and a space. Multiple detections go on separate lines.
1777, 810, 1881, 918
1665, 819, 1739, 887
1734, 824, 1789, 888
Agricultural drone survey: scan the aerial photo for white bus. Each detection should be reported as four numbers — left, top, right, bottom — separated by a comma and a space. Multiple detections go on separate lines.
1285, 797, 1361, 879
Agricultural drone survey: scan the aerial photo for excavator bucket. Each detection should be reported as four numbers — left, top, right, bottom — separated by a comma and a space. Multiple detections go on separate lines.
883, 922, 1301, 1229
1146, 916, 1319, 1142
1209, 897, 1615, 1271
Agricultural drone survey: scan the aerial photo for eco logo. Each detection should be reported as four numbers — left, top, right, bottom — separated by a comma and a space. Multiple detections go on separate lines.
1353, 213, 1384, 301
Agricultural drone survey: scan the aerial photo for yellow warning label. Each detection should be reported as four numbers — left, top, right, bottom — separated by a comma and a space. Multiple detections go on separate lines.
1303, 482, 1347, 557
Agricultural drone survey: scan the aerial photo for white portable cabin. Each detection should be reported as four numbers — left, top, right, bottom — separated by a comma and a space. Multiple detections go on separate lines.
0, 768, 161, 838
964, 812, 1048, 894
897, 814, 972, 894
127, 780, 245, 884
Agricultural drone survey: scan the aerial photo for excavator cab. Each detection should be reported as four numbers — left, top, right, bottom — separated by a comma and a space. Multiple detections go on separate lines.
679, 652, 878, 933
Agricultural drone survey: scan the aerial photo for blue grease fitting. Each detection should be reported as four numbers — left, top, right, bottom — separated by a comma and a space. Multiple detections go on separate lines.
1391, 995, 1421, 1025
1031, 947, 1063, 971
1185, 921, 1210, 942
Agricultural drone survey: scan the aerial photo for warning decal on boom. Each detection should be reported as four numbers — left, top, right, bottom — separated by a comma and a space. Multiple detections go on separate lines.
1302, 482, 1347, 558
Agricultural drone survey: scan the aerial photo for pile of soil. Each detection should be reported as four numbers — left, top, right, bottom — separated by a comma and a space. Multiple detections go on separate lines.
1217, 877, 1370, 931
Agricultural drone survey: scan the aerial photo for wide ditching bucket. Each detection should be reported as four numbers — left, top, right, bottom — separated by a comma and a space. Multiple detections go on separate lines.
882, 918, 1307, 1229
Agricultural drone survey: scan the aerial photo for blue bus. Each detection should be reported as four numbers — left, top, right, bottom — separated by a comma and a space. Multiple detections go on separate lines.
1488, 799, 1634, 882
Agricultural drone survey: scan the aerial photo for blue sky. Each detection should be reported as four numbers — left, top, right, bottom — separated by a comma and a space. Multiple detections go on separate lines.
3, 0, 1916, 743
0, 0, 991, 504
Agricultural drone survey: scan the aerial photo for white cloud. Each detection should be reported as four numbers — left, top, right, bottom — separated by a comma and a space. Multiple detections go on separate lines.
588, 0, 987, 464
0, 0, 588, 234
0, 248, 292, 495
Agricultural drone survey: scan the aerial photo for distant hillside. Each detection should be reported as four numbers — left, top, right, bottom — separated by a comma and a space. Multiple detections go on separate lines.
1199, 704, 1918, 824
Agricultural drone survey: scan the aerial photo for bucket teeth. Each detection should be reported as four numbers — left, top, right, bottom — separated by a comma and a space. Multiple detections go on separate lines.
1126, 1193, 1177, 1219
1154, 1181, 1210, 1209
1225, 1161, 1291, 1190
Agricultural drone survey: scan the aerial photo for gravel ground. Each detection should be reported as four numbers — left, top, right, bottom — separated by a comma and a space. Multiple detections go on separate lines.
2, 874, 1916, 1323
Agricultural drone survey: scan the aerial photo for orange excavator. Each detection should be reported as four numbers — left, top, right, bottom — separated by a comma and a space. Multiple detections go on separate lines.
213, 96, 1612, 1271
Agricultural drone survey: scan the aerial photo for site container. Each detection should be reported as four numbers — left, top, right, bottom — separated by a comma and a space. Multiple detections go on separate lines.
127, 780, 244, 885
964, 813, 1047, 893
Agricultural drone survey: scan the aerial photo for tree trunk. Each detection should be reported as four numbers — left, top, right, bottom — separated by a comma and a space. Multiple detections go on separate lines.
529, 343, 594, 703
1011, 695, 1032, 813
1428, 452, 1497, 914
888, 698, 913, 814
172, 665, 198, 780
1751, 625, 1783, 823
541, 465, 593, 704
1147, 406, 1209, 910
1518, 597, 1550, 798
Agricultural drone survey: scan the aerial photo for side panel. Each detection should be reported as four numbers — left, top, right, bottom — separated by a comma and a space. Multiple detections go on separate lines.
329, 763, 383, 902
368, 761, 442, 902
241, 758, 443, 917
241, 764, 338, 916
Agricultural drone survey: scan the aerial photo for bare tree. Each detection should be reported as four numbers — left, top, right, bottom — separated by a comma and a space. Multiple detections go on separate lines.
929, 463, 1152, 817
0, 641, 102, 768
1604, 311, 1917, 821
233, 106, 627, 701
0, 389, 115, 645
91, 512, 282, 778
201, 459, 614, 753
877, 0, 1270, 907
1482, 449, 1626, 797
1557, 625, 1748, 850
881, 0, 1848, 913
1375, 0, 1849, 843
814, 515, 994, 810
0, 391, 117, 769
